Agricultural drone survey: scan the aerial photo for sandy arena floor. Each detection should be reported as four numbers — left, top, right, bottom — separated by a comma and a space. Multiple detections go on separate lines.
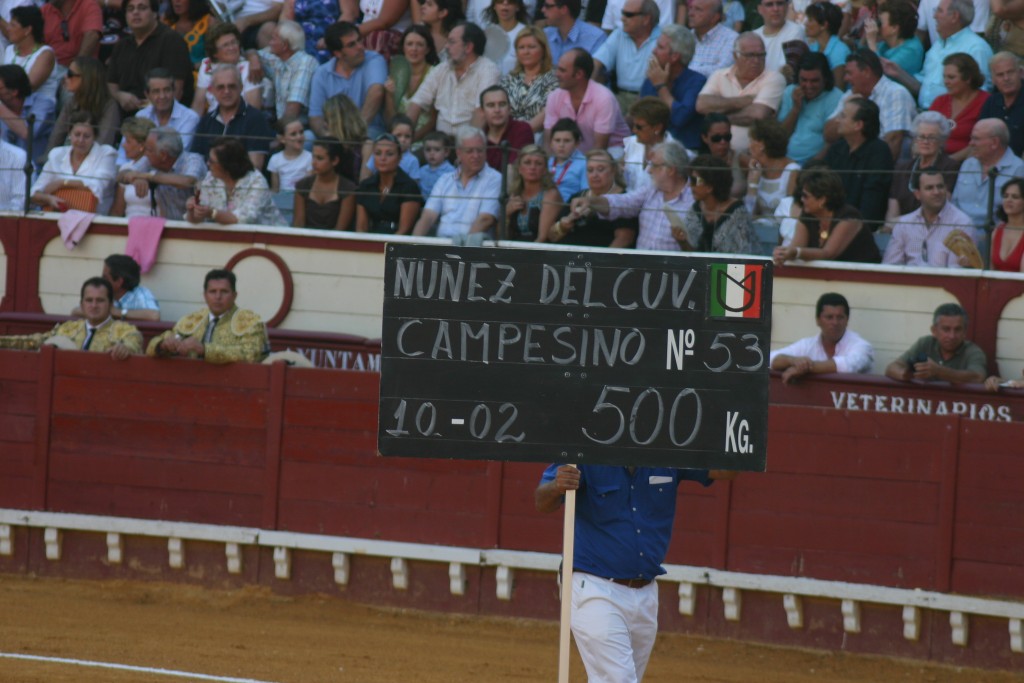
0, 574, 1017, 683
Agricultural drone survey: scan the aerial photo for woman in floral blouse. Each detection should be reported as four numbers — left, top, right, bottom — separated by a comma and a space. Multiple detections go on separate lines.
186, 137, 284, 226
498, 26, 557, 134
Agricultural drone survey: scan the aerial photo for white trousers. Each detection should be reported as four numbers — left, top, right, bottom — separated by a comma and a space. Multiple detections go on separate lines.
570, 571, 659, 683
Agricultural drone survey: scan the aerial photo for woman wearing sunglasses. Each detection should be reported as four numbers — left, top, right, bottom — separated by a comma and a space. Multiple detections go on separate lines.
622, 96, 675, 192
46, 56, 120, 155
699, 113, 745, 199
675, 154, 757, 254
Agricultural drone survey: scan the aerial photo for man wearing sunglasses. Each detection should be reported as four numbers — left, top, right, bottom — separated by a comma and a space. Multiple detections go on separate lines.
753, 0, 804, 72
42, 0, 102, 72
599, 0, 673, 31
593, 0, 660, 112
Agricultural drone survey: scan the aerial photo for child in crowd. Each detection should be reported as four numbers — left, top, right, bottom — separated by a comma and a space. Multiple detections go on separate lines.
548, 118, 588, 202
268, 116, 313, 192
111, 117, 156, 218
417, 131, 455, 199
723, 0, 744, 31
362, 115, 421, 181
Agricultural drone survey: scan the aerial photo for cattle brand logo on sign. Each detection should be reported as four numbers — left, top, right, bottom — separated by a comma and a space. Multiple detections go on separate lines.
708, 263, 764, 320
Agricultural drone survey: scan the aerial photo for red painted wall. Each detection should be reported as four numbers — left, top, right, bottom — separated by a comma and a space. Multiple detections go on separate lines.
3, 347, 1024, 603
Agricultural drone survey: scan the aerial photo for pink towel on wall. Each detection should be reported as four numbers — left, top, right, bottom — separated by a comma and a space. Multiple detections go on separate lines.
57, 210, 95, 250
126, 216, 167, 274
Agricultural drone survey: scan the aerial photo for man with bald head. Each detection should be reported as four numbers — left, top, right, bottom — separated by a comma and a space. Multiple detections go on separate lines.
695, 32, 785, 151
544, 48, 631, 153
951, 118, 1024, 238
191, 64, 275, 168
688, 0, 738, 78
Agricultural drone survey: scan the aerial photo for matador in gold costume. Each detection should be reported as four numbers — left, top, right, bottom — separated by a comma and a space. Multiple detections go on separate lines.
0, 277, 142, 360
147, 268, 269, 364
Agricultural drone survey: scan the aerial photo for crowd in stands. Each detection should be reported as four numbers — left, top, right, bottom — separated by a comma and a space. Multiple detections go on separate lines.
3, 0, 1024, 269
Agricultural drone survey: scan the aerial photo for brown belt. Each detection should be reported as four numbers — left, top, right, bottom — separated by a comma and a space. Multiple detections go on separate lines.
608, 577, 653, 589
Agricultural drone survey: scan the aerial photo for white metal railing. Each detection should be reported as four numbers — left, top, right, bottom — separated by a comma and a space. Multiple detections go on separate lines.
1, 508, 1021, 655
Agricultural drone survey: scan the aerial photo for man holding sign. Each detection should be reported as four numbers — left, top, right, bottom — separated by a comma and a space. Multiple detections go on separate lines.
535, 464, 735, 682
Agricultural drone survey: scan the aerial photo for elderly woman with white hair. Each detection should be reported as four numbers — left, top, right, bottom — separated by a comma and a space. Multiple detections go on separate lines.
642, 23, 705, 152
571, 140, 693, 251
883, 111, 962, 228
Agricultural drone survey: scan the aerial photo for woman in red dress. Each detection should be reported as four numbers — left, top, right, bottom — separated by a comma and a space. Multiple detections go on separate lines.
991, 178, 1024, 273
928, 53, 989, 161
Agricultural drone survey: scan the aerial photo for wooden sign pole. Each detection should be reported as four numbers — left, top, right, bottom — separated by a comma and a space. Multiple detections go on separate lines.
558, 466, 577, 683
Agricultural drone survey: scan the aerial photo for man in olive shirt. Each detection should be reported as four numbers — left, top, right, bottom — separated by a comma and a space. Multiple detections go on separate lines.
885, 303, 987, 384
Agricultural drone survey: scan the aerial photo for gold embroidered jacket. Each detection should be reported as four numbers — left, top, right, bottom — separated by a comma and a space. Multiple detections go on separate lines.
146, 305, 269, 364
0, 318, 143, 353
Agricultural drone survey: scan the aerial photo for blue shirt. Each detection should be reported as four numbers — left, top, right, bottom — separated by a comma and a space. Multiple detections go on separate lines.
777, 84, 843, 164
418, 160, 455, 198
4, 93, 54, 169
309, 52, 388, 129
640, 67, 706, 150
952, 149, 1024, 229
810, 35, 851, 72
593, 26, 660, 93
878, 36, 924, 76
424, 165, 503, 238
119, 100, 200, 166
116, 285, 160, 313
545, 20, 608, 63
549, 149, 589, 202
540, 464, 712, 580
915, 28, 992, 108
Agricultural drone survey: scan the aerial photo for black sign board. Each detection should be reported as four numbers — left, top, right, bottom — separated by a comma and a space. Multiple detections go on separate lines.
378, 243, 772, 471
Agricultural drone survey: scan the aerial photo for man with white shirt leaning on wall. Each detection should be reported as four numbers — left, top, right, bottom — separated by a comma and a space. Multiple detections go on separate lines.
770, 292, 875, 384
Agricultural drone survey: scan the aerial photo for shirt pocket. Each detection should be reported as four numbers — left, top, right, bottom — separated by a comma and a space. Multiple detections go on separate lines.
646, 481, 676, 517
588, 483, 622, 523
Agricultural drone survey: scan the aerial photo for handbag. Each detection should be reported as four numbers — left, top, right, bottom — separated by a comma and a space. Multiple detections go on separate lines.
53, 186, 98, 213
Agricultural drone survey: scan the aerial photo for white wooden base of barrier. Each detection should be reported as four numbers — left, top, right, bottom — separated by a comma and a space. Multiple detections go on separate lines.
2, 509, 1022, 656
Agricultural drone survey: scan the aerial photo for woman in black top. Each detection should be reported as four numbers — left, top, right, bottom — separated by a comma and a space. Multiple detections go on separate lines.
293, 137, 357, 230
773, 168, 880, 265
677, 154, 758, 254
355, 133, 423, 234
551, 149, 637, 248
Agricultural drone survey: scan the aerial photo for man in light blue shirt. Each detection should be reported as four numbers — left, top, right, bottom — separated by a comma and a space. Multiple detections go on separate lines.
412, 128, 502, 240
118, 68, 199, 165
881, 0, 991, 108
594, 0, 661, 107
951, 118, 1024, 238
543, 0, 607, 63
778, 53, 842, 164
308, 21, 387, 138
